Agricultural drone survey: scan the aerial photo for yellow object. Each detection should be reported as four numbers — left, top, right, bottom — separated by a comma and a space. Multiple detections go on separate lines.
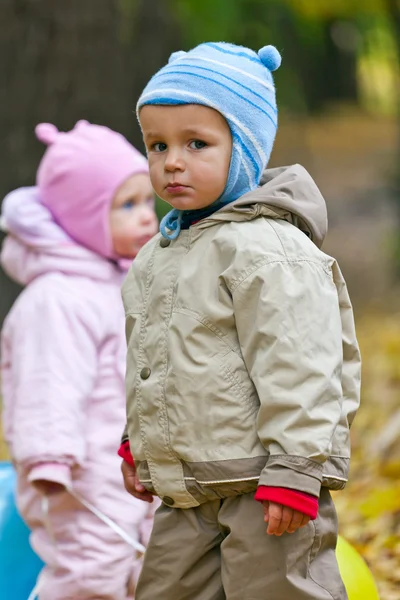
337, 536, 380, 599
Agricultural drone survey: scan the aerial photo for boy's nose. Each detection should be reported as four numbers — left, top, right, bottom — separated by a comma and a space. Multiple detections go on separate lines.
164, 149, 185, 172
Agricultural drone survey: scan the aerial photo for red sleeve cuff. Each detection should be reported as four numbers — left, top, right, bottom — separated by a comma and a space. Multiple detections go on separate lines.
117, 440, 135, 468
255, 486, 318, 520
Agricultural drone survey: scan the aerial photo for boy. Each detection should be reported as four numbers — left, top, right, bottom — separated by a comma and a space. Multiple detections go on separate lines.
119, 42, 360, 599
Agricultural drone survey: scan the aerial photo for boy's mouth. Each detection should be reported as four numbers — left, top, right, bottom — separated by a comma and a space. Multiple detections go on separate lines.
166, 182, 189, 194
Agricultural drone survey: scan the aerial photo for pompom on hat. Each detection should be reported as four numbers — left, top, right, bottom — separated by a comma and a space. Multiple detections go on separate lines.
137, 41, 282, 239
36, 120, 149, 259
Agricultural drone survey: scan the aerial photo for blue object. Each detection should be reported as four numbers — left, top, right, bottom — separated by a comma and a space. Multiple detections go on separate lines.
0, 462, 43, 599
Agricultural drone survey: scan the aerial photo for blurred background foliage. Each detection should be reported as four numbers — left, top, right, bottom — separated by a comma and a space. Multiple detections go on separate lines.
2, 1, 400, 597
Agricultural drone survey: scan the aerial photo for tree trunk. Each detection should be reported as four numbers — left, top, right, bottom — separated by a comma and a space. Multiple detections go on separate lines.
0, 0, 180, 324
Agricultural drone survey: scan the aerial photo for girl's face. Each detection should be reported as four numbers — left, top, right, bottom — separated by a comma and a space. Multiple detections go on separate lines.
110, 173, 158, 258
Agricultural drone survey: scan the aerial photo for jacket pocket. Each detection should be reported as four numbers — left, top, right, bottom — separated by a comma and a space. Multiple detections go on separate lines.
217, 349, 259, 416
125, 311, 141, 341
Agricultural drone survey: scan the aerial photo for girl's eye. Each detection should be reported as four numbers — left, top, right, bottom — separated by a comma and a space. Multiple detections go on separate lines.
122, 199, 135, 209
189, 140, 207, 150
152, 142, 167, 152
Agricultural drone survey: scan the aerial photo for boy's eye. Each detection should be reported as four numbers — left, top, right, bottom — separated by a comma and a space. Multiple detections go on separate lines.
189, 140, 207, 150
152, 142, 167, 152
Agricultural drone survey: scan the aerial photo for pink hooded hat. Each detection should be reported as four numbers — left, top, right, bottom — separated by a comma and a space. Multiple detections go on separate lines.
35, 120, 149, 260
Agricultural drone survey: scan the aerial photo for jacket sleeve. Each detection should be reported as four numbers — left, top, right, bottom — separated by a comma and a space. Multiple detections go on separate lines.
121, 422, 129, 444
232, 258, 344, 497
1, 282, 99, 481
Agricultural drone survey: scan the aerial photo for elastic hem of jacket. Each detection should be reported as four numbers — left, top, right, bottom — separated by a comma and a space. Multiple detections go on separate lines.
118, 441, 135, 467
255, 485, 318, 520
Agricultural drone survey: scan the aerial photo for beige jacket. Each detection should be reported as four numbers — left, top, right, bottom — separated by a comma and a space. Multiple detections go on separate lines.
122, 164, 361, 509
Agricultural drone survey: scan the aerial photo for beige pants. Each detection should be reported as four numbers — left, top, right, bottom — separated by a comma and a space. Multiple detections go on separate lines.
136, 488, 347, 600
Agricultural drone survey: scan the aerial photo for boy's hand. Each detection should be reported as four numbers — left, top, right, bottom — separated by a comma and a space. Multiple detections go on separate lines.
33, 479, 65, 496
121, 460, 154, 503
263, 501, 310, 535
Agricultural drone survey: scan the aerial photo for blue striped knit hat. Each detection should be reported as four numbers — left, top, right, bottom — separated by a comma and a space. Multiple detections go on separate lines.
137, 42, 281, 239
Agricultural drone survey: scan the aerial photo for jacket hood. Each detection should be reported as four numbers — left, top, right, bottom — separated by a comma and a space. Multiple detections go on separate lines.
0, 187, 128, 286
197, 164, 328, 248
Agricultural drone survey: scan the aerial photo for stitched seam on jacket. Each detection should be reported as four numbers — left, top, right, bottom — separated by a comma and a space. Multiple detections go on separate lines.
160, 258, 184, 461
136, 245, 158, 487
328, 455, 350, 459
322, 474, 348, 482
265, 219, 288, 259
219, 360, 258, 411
230, 258, 332, 292
267, 454, 322, 467
196, 476, 260, 485
159, 238, 196, 500
174, 307, 240, 354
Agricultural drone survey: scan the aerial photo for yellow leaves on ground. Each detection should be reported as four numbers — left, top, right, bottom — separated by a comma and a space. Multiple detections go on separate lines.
334, 313, 400, 600
0, 422, 8, 461
359, 485, 400, 519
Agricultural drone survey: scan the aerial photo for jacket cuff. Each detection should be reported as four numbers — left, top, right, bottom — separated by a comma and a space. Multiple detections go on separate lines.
118, 440, 135, 467
121, 424, 129, 444
255, 486, 318, 520
258, 455, 323, 497
27, 462, 71, 488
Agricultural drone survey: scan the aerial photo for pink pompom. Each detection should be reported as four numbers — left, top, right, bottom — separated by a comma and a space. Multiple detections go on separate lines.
74, 119, 90, 129
35, 123, 59, 145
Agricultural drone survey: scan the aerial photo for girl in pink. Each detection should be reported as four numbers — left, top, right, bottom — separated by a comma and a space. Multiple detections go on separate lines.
0, 120, 158, 599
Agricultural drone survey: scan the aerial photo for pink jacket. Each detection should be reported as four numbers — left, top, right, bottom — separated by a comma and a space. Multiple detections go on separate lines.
0, 187, 153, 536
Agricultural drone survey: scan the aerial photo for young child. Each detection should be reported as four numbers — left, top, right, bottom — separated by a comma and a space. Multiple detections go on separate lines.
0, 120, 158, 599
119, 43, 361, 599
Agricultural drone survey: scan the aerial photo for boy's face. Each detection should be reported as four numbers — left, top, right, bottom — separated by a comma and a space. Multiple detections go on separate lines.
140, 104, 232, 211
110, 173, 158, 258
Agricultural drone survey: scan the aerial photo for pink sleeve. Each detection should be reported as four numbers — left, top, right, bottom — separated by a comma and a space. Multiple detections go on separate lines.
28, 462, 72, 488
1, 280, 99, 470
